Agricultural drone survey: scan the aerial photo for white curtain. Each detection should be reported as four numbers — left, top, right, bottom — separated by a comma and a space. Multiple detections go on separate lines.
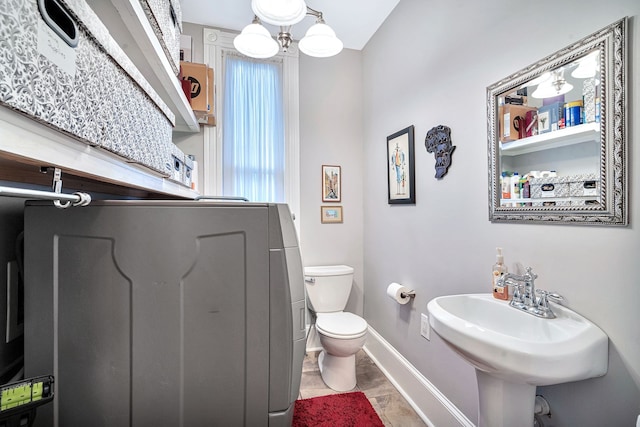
222, 53, 285, 202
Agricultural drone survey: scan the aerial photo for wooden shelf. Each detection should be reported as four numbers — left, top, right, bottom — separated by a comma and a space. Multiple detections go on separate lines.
0, 108, 199, 199
86, 0, 199, 133
500, 123, 600, 156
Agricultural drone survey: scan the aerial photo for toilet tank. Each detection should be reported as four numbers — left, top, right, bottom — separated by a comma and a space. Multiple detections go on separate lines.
303, 265, 354, 313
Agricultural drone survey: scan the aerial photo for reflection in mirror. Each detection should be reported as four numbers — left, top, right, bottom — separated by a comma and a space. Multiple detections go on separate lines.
487, 18, 627, 225
498, 48, 601, 206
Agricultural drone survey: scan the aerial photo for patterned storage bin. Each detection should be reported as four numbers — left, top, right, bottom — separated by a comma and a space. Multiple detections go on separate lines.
166, 143, 185, 183
569, 173, 600, 197
530, 176, 570, 199
140, 0, 182, 75
183, 155, 194, 188
0, 0, 175, 175
571, 199, 600, 207
532, 200, 571, 207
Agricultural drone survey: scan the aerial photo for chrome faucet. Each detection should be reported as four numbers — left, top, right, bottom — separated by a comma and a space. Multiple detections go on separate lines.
506, 267, 537, 308
496, 267, 563, 318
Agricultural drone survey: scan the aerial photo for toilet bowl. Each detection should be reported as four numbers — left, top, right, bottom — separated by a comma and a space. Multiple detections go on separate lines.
315, 312, 367, 391
304, 265, 368, 391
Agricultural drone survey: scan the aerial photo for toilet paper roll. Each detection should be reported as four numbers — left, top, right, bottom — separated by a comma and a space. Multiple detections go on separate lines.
387, 282, 411, 305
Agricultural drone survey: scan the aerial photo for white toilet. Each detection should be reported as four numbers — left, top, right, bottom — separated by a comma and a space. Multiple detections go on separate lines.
303, 265, 368, 391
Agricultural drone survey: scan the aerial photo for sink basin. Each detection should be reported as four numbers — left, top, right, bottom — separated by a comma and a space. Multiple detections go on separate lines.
427, 293, 608, 427
427, 293, 608, 385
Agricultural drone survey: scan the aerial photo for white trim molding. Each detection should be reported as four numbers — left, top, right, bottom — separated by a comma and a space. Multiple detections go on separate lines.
363, 327, 475, 427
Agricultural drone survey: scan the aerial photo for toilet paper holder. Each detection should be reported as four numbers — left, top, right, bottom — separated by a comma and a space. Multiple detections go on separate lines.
386, 283, 415, 305
401, 290, 416, 299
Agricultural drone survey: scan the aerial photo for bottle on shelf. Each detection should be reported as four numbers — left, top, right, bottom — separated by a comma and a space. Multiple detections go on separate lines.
501, 172, 510, 200
520, 175, 529, 198
511, 172, 520, 199
492, 247, 509, 300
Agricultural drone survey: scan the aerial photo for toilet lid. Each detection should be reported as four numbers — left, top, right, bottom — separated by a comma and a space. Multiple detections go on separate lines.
316, 312, 368, 338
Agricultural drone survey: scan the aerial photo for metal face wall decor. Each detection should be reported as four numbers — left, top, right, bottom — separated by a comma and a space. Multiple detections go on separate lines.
387, 125, 415, 204
425, 125, 456, 179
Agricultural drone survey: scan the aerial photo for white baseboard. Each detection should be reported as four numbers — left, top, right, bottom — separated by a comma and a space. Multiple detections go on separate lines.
363, 326, 475, 427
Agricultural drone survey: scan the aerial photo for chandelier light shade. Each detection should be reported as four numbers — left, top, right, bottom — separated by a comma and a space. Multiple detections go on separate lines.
251, 0, 307, 26
234, 4, 343, 59
531, 80, 573, 99
520, 72, 550, 89
531, 69, 573, 99
299, 21, 343, 58
233, 18, 280, 59
571, 51, 600, 79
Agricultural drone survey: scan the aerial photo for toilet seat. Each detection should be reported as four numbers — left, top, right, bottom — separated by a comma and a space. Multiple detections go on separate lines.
316, 312, 367, 339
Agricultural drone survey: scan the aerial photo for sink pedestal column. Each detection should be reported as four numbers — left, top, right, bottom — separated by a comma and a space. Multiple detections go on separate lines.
476, 370, 536, 427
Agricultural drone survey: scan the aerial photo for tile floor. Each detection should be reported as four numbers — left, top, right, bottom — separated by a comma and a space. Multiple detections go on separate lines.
299, 350, 428, 427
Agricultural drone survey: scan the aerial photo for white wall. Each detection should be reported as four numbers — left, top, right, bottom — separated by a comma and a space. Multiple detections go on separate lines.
299, 50, 365, 316
173, 22, 206, 191
361, 0, 640, 425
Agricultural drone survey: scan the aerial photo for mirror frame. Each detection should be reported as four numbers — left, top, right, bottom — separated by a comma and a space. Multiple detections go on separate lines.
487, 18, 627, 226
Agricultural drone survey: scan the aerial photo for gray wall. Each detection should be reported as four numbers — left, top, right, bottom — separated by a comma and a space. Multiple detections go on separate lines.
299, 49, 364, 316
361, 0, 640, 425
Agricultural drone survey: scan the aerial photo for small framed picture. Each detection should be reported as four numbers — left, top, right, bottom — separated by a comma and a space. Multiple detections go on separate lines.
321, 206, 343, 223
322, 165, 341, 202
387, 125, 415, 204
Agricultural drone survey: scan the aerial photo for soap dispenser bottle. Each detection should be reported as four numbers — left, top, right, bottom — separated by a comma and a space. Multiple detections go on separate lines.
492, 247, 509, 300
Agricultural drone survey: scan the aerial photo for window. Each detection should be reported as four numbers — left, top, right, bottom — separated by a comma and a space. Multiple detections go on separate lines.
222, 54, 285, 202
203, 29, 300, 228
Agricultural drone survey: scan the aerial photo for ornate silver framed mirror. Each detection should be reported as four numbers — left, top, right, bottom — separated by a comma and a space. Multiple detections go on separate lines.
487, 18, 627, 225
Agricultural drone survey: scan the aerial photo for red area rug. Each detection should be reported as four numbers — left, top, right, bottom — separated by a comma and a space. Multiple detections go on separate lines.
292, 391, 384, 427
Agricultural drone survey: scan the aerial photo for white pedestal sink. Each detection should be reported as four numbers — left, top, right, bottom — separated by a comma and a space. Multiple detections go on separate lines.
427, 294, 608, 427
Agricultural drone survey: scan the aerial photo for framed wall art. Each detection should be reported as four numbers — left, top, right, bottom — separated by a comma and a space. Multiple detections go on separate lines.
321, 206, 343, 223
387, 125, 415, 204
322, 165, 341, 202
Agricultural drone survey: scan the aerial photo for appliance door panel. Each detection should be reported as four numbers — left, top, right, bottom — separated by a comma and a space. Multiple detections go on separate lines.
25, 203, 271, 426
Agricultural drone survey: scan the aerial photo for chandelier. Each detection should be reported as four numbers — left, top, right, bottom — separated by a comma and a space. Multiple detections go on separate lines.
531, 68, 573, 99
233, 0, 343, 59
